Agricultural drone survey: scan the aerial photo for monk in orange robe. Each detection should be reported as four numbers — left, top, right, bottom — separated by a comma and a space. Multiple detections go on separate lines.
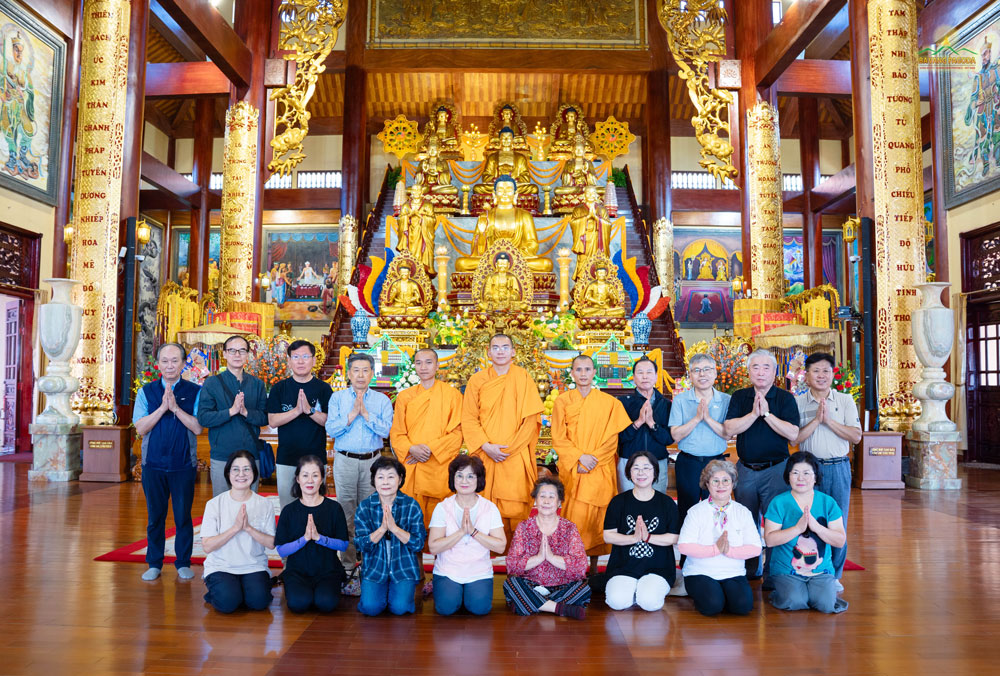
553, 354, 632, 562
391, 348, 464, 530
462, 334, 543, 541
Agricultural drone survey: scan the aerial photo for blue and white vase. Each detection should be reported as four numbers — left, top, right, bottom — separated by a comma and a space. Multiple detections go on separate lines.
350, 309, 371, 347
630, 311, 652, 347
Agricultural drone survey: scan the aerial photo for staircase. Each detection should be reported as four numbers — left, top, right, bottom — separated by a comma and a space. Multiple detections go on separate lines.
320, 165, 687, 379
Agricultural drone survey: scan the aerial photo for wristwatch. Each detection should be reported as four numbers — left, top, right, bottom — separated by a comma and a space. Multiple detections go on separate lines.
762, 411, 770, 419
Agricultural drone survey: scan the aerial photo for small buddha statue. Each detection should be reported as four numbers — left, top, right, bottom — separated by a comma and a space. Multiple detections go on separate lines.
549, 105, 594, 159
486, 103, 529, 152
396, 184, 437, 274
420, 104, 461, 158
414, 136, 458, 195
381, 264, 426, 316
457, 175, 552, 272
474, 127, 538, 196
697, 252, 716, 280
570, 185, 613, 279
480, 253, 525, 312
555, 135, 600, 196
576, 265, 625, 317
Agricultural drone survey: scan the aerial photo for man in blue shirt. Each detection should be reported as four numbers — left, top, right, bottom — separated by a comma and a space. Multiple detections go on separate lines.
668, 353, 732, 523
133, 343, 202, 582
326, 352, 393, 578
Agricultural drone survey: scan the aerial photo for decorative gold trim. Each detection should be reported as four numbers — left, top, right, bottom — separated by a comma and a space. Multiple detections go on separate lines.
746, 101, 784, 301
219, 102, 259, 310
590, 116, 636, 161
377, 114, 423, 161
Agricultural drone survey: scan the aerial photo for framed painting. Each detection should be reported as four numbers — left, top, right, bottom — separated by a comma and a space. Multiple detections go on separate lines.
938, 1, 1000, 208
0, 0, 66, 205
262, 228, 340, 324
170, 227, 221, 287
134, 219, 164, 371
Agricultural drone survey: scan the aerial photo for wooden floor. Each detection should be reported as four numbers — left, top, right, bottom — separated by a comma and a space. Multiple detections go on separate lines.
1, 463, 998, 676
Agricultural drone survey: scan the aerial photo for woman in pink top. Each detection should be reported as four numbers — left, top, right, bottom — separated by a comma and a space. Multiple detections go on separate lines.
502, 477, 591, 619
427, 456, 506, 615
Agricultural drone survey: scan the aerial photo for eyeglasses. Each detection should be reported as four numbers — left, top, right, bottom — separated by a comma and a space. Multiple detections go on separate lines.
230, 466, 254, 474
289, 354, 313, 361
792, 546, 818, 565
690, 367, 717, 375
709, 477, 733, 486
790, 470, 815, 478
225, 348, 249, 356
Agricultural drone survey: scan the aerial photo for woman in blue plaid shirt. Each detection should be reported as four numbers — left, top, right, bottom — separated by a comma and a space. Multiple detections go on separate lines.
354, 455, 427, 615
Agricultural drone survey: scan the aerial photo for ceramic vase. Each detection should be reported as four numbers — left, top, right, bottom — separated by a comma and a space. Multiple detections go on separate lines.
36, 278, 82, 425
631, 311, 652, 348
351, 309, 371, 347
910, 282, 956, 432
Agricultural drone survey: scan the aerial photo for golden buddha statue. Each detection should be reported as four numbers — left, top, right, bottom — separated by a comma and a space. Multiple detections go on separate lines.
413, 136, 458, 195
474, 127, 538, 196
697, 252, 716, 280
480, 253, 525, 312
576, 265, 625, 317
570, 185, 613, 279
457, 175, 552, 272
420, 103, 462, 159
381, 264, 426, 316
396, 184, 437, 274
486, 103, 529, 152
555, 135, 600, 196
548, 104, 594, 159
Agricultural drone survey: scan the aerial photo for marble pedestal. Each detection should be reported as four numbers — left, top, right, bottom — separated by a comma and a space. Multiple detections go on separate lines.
28, 422, 82, 482
904, 429, 962, 490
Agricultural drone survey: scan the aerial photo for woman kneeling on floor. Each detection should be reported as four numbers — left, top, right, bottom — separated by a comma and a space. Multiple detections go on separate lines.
602, 451, 680, 612
353, 455, 427, 616
763, 451, 848, 614
274, 455, 350, 613
503, 477, 591, 619
677, 459, 761, 616
427, 455, 506, 616
201, 450, 276, 613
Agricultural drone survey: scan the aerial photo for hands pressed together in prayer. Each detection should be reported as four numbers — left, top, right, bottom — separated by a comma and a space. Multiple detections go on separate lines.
633, 398, 656, 429
229, 391, 248, 418
632, 514, 651, 544
715, 529, 730, 555
297, 389, 313, 417
304, 513, 322, 541
753, 390, 770, 418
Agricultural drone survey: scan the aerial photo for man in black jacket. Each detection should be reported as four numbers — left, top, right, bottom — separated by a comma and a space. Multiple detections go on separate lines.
617, 357, 674, 493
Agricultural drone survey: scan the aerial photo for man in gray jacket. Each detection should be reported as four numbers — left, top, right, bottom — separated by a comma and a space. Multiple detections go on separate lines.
197, 335, 268, 496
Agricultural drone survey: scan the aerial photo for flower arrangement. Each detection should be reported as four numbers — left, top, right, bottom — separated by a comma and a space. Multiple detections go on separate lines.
393, 359, 420, 394
833, 361, 862, 402
132, 357, 161, 397
532, 310, 576, 349
244, 337, 290, 391
428, 311, 468, 346
678, 335, 750, 395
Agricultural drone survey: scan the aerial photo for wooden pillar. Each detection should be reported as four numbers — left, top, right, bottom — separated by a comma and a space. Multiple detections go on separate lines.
189, 98, 214, 294
929, 71, 949, 285
734, 0, 774, 290
119, 0, 149, 224
645, 0, 671, 233
233, 0, 271, 301
799, 97, 823, 288
341, 0, 368, 224
53, 0, 82, 276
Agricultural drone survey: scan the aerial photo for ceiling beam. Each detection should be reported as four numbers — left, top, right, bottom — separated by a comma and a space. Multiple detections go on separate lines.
149, 0, 207, 62
155, 0, 252, 87
362, 49, 657, 74
810, 162, 855, 212
141, 152, 199, 206
146, 61, 230, 98
756, 0, 847, 88
803, 3, 849, 59
776, 58, 930, 99
144, 102, 175, 137
918, 0, 993, 48
921, 112, 931, 151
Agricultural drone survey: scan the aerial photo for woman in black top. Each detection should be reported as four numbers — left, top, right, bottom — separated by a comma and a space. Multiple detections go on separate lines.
275, 455, 350, 613
602, 450, 680, 611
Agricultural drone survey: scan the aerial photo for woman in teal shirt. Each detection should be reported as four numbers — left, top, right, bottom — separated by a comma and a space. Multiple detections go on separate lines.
763, 451, 848, 613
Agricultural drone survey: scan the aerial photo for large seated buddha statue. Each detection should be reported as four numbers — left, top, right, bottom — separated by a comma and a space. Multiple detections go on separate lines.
548, 104, 594, 160
473, 127, 538, 196
413, 136, 458, 196
457, 175, 552, 273
486, 102, 529, 152
555, 135, 601, 197
419, 102, 462, 160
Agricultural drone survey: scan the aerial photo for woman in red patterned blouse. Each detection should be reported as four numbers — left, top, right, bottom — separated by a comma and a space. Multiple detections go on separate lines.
502, 477, 591, 619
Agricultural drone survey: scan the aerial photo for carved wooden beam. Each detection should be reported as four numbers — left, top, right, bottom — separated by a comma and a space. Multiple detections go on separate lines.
362, 48, 658, 73
756, 0, 847, 88
146, 62, 230, 98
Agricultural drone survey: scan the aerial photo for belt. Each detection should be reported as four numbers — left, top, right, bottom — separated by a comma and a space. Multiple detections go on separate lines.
742, 459, 784, 471
816, 456, 850, 464
337, 450, 381, 460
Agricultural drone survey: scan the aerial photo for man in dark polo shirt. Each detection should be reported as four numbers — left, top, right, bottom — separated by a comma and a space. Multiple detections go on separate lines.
723, 348, 800, 582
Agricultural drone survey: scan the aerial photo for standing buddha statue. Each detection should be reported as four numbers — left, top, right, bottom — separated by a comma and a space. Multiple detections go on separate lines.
569, 184, 613, 279
396, 184, 437, 275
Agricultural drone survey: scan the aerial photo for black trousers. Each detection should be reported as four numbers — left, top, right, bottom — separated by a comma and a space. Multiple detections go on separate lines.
684, 574, 754, 617
283, 570, 342, 613
141, 466, 196, 569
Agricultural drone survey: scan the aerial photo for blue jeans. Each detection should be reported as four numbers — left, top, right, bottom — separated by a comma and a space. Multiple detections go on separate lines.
770, 572, 848, 614
817, 458, 851, 579
141, 466, 196, 569
358, 578, 417, 616
433, 575, 493, 616
734, 461, 787, 581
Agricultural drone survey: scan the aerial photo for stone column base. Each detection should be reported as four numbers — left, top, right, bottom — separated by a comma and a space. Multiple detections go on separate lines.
28, 422, 82, 482
904, 429, 962, 490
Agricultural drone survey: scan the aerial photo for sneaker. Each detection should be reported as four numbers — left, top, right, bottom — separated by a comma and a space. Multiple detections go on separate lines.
341, 577, 362, 597
422, 579, 434, 598
141, 567, 161, 581
668, 574, 688, 597
177, 567, 195, 580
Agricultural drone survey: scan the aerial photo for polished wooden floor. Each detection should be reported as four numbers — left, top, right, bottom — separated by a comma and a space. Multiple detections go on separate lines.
1, 462, 998, 676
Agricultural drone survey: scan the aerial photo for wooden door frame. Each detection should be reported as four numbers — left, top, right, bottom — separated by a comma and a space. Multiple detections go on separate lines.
0, 220, 41, 453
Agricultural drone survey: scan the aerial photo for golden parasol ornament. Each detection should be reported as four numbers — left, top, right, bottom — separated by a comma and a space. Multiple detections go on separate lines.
176, 322, 250, 347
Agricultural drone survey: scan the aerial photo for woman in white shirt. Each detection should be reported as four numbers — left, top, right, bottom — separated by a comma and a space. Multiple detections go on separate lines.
677, 459, 761, 616
201, 450, 276, 613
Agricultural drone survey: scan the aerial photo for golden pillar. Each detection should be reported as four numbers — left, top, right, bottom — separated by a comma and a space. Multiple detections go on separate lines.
869, 0, 926, 430
218, 102, 259, 310
338, 215, 358, 294
652, 217, 674, 302
556, 248, 572, 310
746, 102, 784, 302
68, 0, 131, 425
434, 246, 450, 309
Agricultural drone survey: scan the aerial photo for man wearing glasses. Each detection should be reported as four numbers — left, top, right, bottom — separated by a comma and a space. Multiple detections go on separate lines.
461, 334, 544, 543
197, 335, 269, 496
266, 339, 333, 508
668, 353, 732, 524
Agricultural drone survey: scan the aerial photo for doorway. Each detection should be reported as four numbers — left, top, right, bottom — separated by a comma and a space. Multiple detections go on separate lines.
1, 293, 21, 454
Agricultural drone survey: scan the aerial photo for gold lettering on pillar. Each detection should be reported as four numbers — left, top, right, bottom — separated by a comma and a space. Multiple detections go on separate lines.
746, 102, 785, 302
218, 102, 259, 310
